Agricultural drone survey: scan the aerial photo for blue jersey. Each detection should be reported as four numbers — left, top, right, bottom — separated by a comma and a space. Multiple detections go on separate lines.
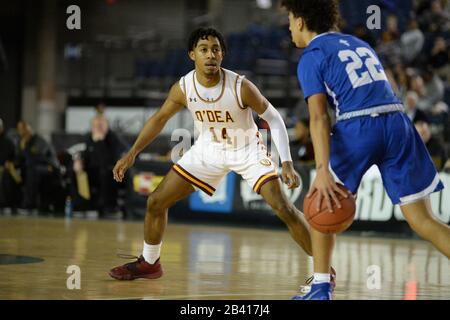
297, 32, 401, 116
296, 32, 443, 205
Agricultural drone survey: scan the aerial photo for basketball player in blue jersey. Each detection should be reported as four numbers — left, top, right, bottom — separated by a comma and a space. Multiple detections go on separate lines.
282, 0, 450, 300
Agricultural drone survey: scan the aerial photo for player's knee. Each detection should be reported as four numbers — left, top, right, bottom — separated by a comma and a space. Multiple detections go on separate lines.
146, 193, 168, 213
271, 201, 295, 221
407, 216, 434, 240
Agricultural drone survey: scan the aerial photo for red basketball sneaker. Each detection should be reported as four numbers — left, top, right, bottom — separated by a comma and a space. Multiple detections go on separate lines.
109, 255, 163, 280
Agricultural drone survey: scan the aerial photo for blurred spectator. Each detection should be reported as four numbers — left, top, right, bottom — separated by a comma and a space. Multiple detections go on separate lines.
353, 24, 377, 48
414, 0, 431, 16
414, 118, 448, 171
405, 90, 429, 123
429, 37, 450, 81
0, 118, 21, 210
95, 101, 106, 116
431, 101, 449, 116
385, 67, 401, 95
388, 63, 410, 97
381, 15, 401, 43
428, 101, 449, 131
430, 37, 449, 69
416, 68, 445, 112
337, 17, 353, 35
409, 73, 426, 95
72, 115, 127, 214
377, 19, 402, 67
16, 121, 63, 212
290, 118, 315, 164
419, 0, 450, 34
400, 19, 424, 63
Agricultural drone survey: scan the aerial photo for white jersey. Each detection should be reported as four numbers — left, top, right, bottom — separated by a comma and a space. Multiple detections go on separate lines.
179, 68, 259, 150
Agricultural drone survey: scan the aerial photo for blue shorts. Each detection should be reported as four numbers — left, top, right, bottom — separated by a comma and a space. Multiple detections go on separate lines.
330, 112, 444, 205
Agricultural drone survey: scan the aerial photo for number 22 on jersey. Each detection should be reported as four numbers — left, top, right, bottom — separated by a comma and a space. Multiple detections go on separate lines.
338, 47, 387, 89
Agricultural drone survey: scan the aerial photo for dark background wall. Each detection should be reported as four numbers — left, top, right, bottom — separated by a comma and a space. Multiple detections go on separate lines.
0, 1, 25, 130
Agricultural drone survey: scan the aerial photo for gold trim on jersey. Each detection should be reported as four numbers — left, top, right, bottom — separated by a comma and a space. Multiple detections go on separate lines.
234, 75, 247, 110
172, 164, 215, 196
253, 172, 279, 194
192, 69, 226, 103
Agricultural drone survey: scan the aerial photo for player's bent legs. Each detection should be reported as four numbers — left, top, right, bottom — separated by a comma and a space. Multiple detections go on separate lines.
259, 179, 312, 256
401, 198, 450, 259
144, 168, 195, 245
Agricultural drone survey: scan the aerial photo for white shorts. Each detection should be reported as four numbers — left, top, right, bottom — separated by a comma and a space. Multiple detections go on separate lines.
172, 139, 278, 196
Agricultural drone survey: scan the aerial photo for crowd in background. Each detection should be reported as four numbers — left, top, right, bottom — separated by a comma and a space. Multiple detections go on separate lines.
0, 110, 127, 215
289, 0, 450, 171
375, 0, 450, 171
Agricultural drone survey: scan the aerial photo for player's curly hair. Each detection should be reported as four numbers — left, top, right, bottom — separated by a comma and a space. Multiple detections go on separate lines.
281, 0, 339, 34
187, 27, 227, 54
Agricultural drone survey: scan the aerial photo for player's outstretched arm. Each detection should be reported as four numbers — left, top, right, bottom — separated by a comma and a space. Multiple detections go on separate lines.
307, 93, 348, 211
112, 83, 186, 182
241, 78, 300, 189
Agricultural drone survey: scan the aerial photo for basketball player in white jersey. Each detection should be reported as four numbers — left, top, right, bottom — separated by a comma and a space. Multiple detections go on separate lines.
109, 28, 317, 282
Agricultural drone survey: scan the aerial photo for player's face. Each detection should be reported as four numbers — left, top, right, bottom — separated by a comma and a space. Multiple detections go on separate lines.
190, 36, 224, 75
288, 12, 306, 48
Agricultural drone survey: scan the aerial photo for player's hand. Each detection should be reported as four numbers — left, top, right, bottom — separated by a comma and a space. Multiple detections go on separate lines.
307, 166, 348, 212
113, 152, 136, 182
281, 161, 301, 189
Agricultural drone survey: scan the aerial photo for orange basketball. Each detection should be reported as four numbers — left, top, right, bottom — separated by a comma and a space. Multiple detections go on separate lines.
303, 184, 356, 234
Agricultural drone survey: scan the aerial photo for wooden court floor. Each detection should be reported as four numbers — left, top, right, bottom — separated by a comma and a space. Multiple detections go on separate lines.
0, 214, 448, 300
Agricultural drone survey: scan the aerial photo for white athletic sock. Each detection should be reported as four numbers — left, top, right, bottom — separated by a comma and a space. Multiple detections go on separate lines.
313, 273, 331, 284
142, 241, 161, 264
